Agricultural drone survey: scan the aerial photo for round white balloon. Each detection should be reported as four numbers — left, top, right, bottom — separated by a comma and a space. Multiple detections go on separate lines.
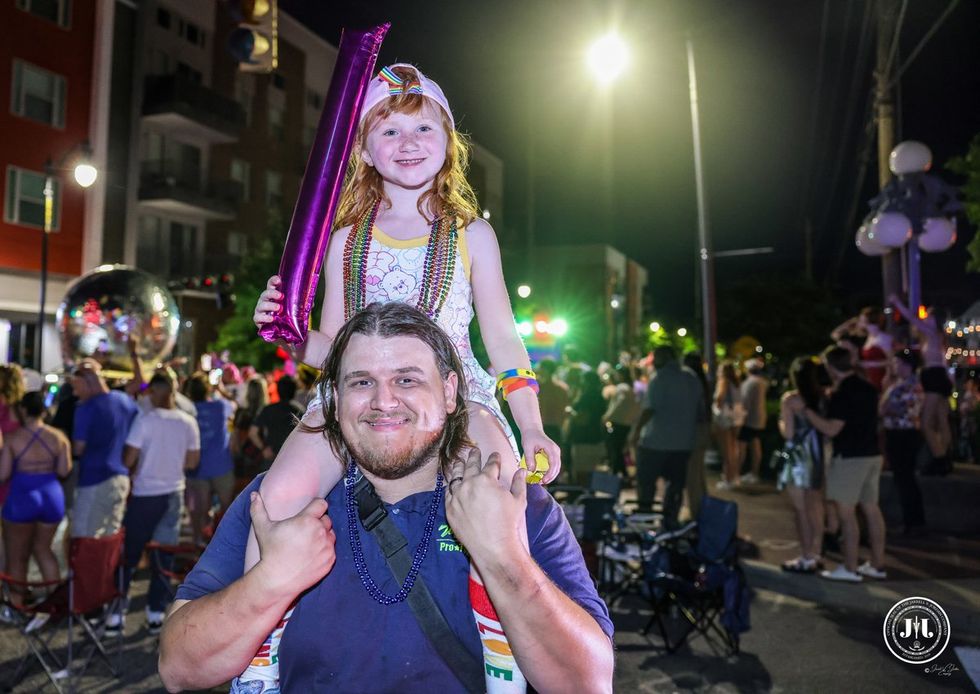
889, 141, 932, 175
856, 225, 888, 256
869, 212, 912, 248
918, 217, 956, 253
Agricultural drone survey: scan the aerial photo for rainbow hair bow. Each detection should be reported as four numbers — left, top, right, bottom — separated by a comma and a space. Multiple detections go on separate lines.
378, 66, 424, 96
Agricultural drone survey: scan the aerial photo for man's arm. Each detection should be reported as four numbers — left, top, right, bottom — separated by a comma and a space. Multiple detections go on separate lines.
248, 424, 265, 451
628, 407, 653, 448
803, 407, 844, 438
446, 450, 614, 693
123, 445, 140, 470
184, 449, 200, 471
158, 492, 336, 692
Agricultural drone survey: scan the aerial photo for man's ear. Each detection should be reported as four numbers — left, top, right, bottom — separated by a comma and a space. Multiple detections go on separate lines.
443, 372, 458, 413
332, 386, 340, 422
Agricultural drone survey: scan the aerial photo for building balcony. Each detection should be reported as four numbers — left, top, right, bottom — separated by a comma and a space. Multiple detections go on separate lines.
142, 74, 246, 144
138, 159, 242, 221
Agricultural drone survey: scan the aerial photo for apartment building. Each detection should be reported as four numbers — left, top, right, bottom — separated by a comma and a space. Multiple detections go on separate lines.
0, 0, 103, 369
1, 0, 507, 368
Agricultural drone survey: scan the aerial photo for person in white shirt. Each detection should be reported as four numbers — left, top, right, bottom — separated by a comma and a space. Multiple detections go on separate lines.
111, 372, 200, 635
737, 359, 769, 485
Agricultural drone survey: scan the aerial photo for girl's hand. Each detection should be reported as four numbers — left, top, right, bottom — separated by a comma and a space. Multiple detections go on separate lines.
253, 275, 283, 328
519, 427, 562, 484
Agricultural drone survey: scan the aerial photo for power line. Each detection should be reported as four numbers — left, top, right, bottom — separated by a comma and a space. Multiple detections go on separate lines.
887, 0, 961, 90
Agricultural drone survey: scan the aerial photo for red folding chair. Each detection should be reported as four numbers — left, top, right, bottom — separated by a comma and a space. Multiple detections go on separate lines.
1, 531, 125, 693
145, 541, 203, 602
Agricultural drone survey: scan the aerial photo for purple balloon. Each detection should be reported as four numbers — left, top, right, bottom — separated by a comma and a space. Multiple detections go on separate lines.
259, 24, 389, 345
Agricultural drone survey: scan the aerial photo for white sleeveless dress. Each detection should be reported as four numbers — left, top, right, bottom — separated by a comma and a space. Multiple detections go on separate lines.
307, 224, 518, 456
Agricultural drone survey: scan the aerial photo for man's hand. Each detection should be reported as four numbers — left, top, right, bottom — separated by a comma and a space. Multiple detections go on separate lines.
445, 448, 528, 564
249, 492, 336, 600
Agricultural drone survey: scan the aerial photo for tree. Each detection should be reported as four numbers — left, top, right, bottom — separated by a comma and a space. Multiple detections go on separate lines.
210, 210, 290, 372
947, 133, 980, 272
716, 274, 843, 360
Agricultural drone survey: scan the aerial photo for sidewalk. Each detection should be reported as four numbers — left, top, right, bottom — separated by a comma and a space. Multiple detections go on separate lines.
694, 469, 980, 641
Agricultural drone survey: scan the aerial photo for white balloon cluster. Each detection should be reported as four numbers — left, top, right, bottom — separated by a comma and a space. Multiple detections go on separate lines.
855, 141, 957, 256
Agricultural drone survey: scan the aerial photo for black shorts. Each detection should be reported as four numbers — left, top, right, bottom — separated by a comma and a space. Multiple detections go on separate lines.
738, 425, 764, 442
920, 366, 953, 396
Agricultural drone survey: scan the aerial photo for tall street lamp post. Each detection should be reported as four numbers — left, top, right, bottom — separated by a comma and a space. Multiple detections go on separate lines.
686, 36, 718, 381
38, 143, 98, 371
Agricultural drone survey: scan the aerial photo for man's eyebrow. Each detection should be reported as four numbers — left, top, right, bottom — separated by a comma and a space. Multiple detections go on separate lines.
341, 366, 426, 380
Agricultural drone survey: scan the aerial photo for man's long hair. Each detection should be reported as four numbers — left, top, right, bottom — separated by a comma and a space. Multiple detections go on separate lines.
303, 302, 470, 473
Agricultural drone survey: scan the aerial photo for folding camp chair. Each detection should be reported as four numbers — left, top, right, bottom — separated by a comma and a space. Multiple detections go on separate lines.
641, 496, 750, 656
1, 531, 125, 693
552, 470, 622, 540
551, 470, 623, 578
145, 541, 203, 602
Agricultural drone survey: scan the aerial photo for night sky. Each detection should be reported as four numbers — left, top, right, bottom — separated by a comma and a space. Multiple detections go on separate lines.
279, 0, 980, 324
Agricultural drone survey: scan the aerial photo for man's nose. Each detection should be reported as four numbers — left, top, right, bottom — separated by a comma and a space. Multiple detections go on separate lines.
371, 381, 399, 410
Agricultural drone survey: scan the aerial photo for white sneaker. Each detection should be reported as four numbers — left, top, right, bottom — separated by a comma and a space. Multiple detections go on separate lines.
740, 472, 759, 484
104, 611, 125, 635
715, 479, 731, 490
146, 608, 166, 635
857, 562, 887, 580
820, 565, 863, 583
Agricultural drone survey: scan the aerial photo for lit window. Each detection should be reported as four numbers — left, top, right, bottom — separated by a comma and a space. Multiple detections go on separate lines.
10, 59, 66, 128
4, 166, 59, 230
265, 171, 282, 208
228, 232, 246, 258
236, 75, 254, 126
230, 158, 251, 202
16, 0, 71, 28
268, 104, 284, 141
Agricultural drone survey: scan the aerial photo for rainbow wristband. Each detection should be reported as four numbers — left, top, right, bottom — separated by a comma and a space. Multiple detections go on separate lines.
495, 368, 539, 401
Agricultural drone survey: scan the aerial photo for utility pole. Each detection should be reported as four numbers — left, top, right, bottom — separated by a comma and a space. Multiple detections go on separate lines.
875, 0, 902, 327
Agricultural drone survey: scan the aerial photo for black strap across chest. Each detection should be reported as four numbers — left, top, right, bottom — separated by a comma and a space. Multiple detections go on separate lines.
351, 474, 484, 693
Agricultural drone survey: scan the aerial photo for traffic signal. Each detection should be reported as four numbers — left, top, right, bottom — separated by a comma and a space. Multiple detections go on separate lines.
227, 0, 278, 73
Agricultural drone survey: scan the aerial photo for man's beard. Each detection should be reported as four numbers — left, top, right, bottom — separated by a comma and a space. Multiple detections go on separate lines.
347, 417, 445, 480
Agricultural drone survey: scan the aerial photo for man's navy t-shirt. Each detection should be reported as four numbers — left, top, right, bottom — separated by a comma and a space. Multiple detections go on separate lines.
827, 374, 880, 458
72, 390, 138, 486
177, 474, 614, 692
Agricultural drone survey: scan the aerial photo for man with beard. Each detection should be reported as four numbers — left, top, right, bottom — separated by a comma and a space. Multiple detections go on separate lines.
159, 303, 614, 693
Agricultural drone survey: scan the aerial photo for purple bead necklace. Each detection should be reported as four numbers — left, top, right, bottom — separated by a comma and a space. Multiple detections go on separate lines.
344, 460, 444, 605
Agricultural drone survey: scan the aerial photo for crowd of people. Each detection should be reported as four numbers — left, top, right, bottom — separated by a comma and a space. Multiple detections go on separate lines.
771, 301, 974, 583
0, 354, 311, 633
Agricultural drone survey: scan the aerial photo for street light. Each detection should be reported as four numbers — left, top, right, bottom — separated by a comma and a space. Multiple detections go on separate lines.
517, 284, 532, 299
855, 140, 960, 313
586, 33, 629, 85
37, 142, 97, 370
649, 321, 661, 332
677, 327, 688, 337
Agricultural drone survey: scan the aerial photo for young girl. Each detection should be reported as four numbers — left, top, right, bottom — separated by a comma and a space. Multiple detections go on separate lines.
244, 64, 560, 692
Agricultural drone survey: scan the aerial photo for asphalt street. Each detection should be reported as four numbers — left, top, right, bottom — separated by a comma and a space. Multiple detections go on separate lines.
2, 468, 978, 692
